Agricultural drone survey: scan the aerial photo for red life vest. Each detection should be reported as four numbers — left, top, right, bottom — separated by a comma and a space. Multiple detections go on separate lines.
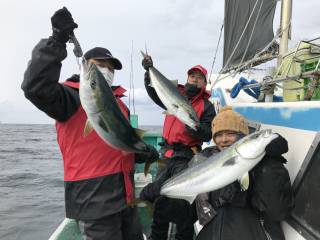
55, 81, 135, 203
162, 86, 210, 157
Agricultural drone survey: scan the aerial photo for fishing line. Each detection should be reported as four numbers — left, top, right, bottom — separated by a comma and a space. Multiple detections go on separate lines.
236, 0, 263, 73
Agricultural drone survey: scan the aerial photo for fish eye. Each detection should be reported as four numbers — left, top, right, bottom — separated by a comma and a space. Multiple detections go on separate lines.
90, 79, 96, 89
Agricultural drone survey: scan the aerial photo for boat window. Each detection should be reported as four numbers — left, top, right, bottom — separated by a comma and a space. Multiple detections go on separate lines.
287, 133, 320, 240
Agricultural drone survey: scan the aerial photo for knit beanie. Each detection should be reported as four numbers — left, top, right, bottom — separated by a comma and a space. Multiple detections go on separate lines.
212, 106, 249, 138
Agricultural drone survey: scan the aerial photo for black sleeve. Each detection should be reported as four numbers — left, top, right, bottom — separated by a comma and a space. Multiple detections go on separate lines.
21, 37, 80, 122
144, 71, 166, 110
188, 99, 216, 142
250, 156, 294, 221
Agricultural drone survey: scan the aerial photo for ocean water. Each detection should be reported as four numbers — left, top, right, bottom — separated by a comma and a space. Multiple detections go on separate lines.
0, 124, 162, 240
0, 124, 64, 240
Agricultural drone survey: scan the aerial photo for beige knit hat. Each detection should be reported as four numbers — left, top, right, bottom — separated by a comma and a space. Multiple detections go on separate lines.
212, 106, 249, 138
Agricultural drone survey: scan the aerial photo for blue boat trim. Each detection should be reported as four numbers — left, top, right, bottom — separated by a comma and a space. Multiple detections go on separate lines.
233, 106, 320, 132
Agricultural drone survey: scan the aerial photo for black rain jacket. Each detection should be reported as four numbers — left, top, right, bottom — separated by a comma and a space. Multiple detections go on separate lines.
22, 38, 150, 220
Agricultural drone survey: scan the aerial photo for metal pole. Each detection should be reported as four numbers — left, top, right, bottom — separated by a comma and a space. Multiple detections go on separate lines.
264, 0, 292, 102
278, 0, 292, 66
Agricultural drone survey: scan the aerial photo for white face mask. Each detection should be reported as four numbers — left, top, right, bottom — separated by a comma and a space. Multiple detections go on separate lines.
97, 66, 114, 86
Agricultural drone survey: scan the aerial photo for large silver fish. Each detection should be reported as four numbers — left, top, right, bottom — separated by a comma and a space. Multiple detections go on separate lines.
79, 60, 149, 154
141, 51, 200, 130
160, 129, 278, 203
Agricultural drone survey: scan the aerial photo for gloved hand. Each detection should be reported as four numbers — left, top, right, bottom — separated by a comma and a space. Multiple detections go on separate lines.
142, 55, 153, 70
185, 124, 201, 138
134, 145, 159, 164
139, 181, 161, 203
209, 182, 246, 208
265, 134, 288, 157
51, 7, 78, 43
144, 71, 151, 86
145, 145, 159, 163
185, 124, 198, 133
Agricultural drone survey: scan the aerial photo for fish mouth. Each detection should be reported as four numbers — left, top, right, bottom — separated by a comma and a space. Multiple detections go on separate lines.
82, 59, 97, 72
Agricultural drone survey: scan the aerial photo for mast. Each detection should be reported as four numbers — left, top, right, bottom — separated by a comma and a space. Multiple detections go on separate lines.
278, 0, 292, 66
264, 0, 292, 102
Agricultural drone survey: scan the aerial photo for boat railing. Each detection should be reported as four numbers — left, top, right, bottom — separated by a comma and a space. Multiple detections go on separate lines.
240, 37, 320, 100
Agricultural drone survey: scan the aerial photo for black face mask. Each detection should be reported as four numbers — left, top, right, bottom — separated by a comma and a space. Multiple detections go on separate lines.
185, 83, 201, 98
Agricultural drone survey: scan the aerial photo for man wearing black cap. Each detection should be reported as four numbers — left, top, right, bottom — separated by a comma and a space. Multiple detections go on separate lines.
21, 7, 158, 240
139, 56, 216, 240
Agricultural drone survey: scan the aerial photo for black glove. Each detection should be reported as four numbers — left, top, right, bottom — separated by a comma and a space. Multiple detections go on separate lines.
51, 7, 78, 43
185, 124, 201, 138
185, 124, 198, 132
209, 182, 247, 208
145, 145, 159, 163
144, 71, 151, 86
134, 145, 159, 164
142, 56, 153, 70
265, 134, 288, 157
139, 181, 161, 203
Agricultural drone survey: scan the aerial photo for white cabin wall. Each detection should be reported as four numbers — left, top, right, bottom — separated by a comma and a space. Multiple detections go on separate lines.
261, 124, 317, 182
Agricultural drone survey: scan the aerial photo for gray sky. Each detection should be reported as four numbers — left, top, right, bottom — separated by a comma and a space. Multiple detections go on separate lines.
0, 0, 319, 125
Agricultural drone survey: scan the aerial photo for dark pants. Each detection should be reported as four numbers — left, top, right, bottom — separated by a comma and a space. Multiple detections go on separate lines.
78, 206, 144, 240
151, 157, 195, 240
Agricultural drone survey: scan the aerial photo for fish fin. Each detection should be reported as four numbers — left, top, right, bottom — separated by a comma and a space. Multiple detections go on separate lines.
163, 109, 174, 115
162, 111, 169, 115
134, 128, 147, 138
83, 120, 94, 137
188, 154, 208, 167
239, 172, 250, 191
144, 158, 159, 176
144, 161, 151, 176
170, 80, 178, 86
222, 156, 237, 167
140, 50, 147, 58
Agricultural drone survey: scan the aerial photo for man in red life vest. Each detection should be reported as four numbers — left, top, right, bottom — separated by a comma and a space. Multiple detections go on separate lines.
139, 56, 216, 240
21, 7, 158, 240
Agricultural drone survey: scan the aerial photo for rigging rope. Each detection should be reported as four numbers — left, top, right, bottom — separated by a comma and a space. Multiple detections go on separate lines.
236, 0, 263, 73
221, 0, 260, 73
208, 23, 224, 84
209, 20, 292, 90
